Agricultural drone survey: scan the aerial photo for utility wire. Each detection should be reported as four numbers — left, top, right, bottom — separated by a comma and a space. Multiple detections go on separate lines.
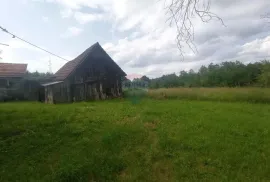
0, 26, 69, 62
0, 43, 9, 46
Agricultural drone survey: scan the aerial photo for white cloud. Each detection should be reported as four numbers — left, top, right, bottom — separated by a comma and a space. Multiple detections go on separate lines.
1, 38, 44, 57
130, 32, 141, 39
1, 38, 73, 73
102, 42, 114, 50
43, 0, 166, 31
42, 16, 49, 22
60, 27, 83, 38
60, 9, 73, 18
0, 39, 52, 72
236, 36, 270, 61
43, 0, 107, 9
240, 36, 270, 56
26, 56, 73, 73
74, 12, 104, 24
28, 0, 270, 77
102, 27, 188, 67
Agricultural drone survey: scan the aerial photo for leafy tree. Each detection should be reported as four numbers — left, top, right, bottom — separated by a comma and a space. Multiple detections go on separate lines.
122, 78, 132, 88
258, 61, 270, 87
148, 60, 270, 89
141, 75, 151, 83
25, 71, 54, 83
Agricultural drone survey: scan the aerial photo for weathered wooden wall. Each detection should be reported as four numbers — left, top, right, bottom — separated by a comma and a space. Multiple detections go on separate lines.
44, 86, 53, 104
67, 54, 123, 102
44, 82, 70, 104
44, 77, 123, 104
0, 77, 23, 89
0, 78, 42, 102
44, 48, 124, 103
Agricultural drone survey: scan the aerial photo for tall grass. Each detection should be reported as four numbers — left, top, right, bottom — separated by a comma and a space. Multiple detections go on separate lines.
147, 87, 270, 103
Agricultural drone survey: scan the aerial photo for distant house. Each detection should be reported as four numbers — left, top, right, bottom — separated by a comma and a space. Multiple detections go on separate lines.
42, 42, 126, 104
0, 63, 43, 101
0, 63, 27, 88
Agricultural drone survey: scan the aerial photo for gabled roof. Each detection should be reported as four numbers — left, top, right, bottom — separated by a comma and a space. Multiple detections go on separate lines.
54, 42, 126, 81
0, 63, 27, 78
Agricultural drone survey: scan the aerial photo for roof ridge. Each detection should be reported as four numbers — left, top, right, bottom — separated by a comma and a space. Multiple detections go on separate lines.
53, 42, 126, 81
54, 42, 100, 80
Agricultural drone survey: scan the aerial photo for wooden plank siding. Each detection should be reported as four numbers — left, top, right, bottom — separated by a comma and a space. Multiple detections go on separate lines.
44, 76, 123, 104
44, 82, 69, 104
43, 42, 126, 104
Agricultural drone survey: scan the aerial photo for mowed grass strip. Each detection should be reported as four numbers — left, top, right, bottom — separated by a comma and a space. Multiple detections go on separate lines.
1, 99, 270, 181
148, 87, 270, 103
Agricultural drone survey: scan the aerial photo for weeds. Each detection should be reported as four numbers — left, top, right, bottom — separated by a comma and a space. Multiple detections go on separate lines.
147, 87, 270, 103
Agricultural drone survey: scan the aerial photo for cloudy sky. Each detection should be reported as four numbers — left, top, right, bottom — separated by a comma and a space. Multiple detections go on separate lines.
0, 0, 270, 78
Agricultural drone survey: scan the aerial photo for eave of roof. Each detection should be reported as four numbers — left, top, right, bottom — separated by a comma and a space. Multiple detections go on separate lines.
41, 81, 63, 87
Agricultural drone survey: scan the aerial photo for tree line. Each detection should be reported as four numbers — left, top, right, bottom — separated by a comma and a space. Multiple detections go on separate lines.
25, 71, 54, 82
123, 61, 270, 89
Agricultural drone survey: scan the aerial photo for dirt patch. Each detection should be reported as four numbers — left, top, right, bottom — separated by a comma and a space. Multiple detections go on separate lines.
117, 115, 140, 125
144, 122, 156, 129
118, 169, 132, 182
144, 120, 159, 130
152, 160, 173, 182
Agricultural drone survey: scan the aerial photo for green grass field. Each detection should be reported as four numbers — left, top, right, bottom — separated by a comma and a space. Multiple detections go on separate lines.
1, 96, 270, 182
147, 87, 270, 103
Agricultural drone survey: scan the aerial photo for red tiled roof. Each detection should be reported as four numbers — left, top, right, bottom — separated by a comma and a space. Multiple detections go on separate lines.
0, 63, 27, 77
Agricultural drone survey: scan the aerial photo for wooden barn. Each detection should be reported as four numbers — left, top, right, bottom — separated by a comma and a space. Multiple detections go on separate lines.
42, 42, 126, 104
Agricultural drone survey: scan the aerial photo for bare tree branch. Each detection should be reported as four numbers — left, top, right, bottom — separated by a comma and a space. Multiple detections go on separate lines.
261, 13, 270, 19
163, 0, 225, 58
261, 12, 270, 24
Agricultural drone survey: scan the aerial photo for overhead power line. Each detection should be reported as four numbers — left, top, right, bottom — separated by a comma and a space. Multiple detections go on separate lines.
0, 26, 69, 62
0, 43, 9, 46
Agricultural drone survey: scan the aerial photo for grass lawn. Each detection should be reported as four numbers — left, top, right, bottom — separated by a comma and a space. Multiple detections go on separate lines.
1, 99, 270, 181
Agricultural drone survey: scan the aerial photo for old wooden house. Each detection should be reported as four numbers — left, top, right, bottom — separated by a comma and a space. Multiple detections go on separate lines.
42, 42, 126, 104
0, 63, 27, 101
0, 63, 27, 88
0, 63, 43, 101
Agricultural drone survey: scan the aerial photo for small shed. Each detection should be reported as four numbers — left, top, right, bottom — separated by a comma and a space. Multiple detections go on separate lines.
42, 42, 126, 104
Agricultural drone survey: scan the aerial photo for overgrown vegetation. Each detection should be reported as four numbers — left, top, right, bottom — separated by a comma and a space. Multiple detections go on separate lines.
123, 87, 270, 103
147, 87, 270, 103
1, 99, 270, 181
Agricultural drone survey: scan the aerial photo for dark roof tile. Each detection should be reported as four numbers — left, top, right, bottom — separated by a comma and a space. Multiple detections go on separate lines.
54, 42, 126, 81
